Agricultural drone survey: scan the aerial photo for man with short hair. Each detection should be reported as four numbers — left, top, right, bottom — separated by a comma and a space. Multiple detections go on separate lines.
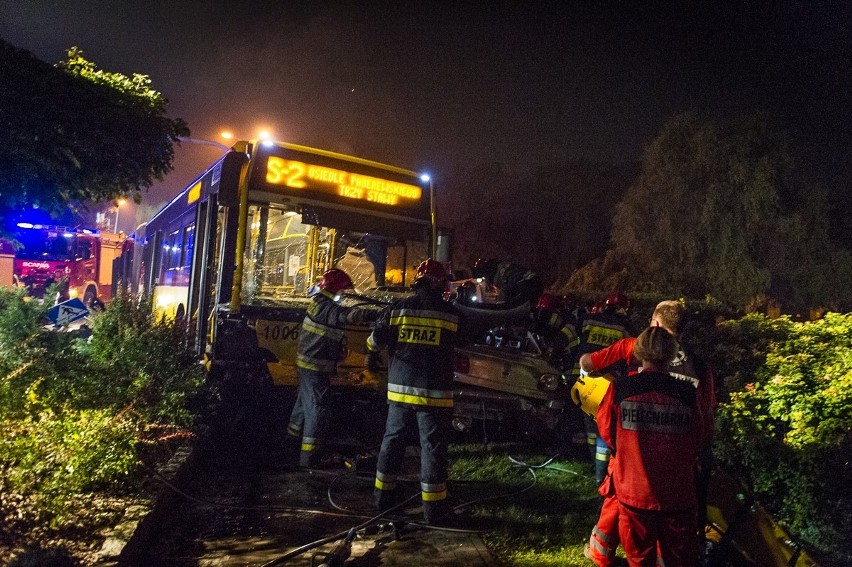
580, 300, 716, 566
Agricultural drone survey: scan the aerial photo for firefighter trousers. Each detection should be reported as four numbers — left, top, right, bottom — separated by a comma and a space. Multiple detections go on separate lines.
288, 368, 331, 467
584, 414, 611, 483
373, 402, 452, 523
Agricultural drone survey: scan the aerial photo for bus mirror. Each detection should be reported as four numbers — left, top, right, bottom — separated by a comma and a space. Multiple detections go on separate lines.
218, 151, 250, 207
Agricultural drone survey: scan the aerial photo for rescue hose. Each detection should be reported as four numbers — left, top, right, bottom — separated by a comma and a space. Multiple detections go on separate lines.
257, 492, 421, 567
143, 462, 365, 519
312, 528, 356, 567
324, 470, 486, 534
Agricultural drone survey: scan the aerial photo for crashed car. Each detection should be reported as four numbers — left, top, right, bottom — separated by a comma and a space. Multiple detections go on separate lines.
450, 300, 574, 436
362, 295, 574, 438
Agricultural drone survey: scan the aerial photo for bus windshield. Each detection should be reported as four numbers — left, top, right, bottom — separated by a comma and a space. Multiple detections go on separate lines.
241, 203, 428, 304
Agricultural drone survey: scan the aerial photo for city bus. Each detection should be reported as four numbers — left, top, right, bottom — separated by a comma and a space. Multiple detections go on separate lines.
121, 140, 449, 389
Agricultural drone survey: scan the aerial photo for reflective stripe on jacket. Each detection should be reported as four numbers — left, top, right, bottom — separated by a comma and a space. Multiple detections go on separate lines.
297, 290, 367, 372
580, 310, 631, 352
367, 289, 462, 408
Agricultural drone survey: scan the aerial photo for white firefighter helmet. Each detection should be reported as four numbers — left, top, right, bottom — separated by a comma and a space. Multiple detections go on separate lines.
570, 373, 614, 418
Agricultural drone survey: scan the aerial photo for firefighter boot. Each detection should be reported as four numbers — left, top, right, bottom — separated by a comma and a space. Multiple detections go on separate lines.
301, 450, 344, 470
372, 487, 397, 511
423, 499, 451, 526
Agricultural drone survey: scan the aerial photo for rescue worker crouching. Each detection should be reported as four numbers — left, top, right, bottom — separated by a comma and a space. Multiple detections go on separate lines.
285, 268, 379, 469
367, 259, 465, 525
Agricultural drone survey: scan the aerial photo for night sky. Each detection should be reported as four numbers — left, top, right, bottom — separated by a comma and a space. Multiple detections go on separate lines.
2, 1, 850, 232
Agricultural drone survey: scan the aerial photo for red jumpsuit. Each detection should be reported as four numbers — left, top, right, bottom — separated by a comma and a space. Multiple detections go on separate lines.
597, 370, 702, 566
586, 338, 716, 567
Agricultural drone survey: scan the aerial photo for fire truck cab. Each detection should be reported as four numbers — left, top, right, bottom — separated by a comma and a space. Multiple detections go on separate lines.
12, 223, 125, 305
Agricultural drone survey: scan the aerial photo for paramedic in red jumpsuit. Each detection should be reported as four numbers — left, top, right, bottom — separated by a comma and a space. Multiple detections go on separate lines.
597, 326, 705, 566
580, 300, 716, 566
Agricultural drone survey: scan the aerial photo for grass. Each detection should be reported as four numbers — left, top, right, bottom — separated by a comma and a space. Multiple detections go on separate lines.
447, 440, 602, 566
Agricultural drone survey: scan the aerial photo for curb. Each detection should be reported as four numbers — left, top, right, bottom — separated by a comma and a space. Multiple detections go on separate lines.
93, 442, 201, 566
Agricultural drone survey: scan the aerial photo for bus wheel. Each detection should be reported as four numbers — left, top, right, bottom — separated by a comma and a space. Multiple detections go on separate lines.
83, 286, 97, 308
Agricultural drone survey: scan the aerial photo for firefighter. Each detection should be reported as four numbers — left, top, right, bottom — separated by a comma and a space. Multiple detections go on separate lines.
597, 326, 705, 566
531, 292, 580, 372
576, 291, 633, 484
285, 268, 378, 468
367, 259, 464, 524
579, 299, 717, 566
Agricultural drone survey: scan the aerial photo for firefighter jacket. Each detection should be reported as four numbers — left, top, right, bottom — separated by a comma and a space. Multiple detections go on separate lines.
590, 337, 716, 447
579, 308, 633, 355
296, 290, 370, 373
366, 287, 462, 409
573, 307, 632, 378
597, 369, 701, 511
534, 310, 580, 371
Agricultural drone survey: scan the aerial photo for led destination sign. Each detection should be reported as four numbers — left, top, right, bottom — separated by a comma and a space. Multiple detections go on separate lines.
265, 156, 423, 207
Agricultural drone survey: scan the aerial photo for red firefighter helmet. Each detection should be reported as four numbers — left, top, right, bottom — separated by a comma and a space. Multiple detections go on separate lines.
536, 292, 561, 312
413, 259, 450, 291
605, 291, 630, 310
318, 269, 354, 294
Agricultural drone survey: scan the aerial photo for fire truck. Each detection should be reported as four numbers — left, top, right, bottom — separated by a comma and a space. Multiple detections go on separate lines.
12, 223, 126, 305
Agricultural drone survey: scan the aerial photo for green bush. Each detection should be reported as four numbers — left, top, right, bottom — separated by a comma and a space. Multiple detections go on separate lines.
0, 288, 205, 529
75, 292, 204, 425
712, 313, 852, 564
0, 288, 62, 419
1, 408, 137, 527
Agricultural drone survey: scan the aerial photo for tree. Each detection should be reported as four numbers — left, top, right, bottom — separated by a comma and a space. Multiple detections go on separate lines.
0, 41, 188, 237
568, 112, 852, 311
441, 159, 632, 286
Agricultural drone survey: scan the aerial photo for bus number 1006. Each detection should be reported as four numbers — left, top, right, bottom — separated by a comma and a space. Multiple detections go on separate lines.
262, 323, 300, 342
